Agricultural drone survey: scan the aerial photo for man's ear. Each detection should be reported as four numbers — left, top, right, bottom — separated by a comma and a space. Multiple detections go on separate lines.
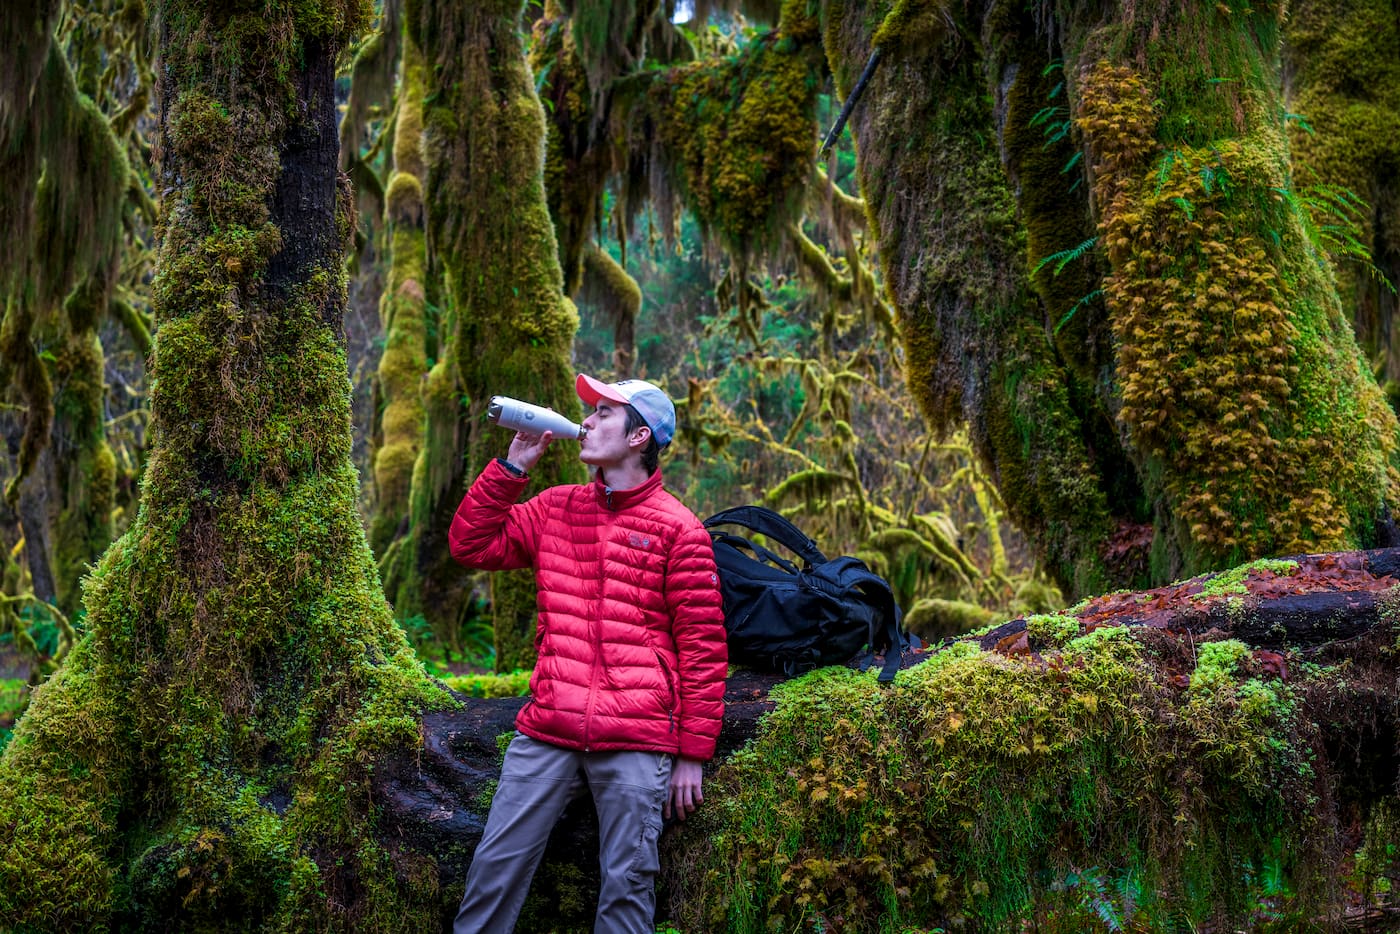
629, 425, 653, 450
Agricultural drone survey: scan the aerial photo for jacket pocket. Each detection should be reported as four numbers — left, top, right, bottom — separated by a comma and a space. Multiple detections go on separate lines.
652, 650, 678, 725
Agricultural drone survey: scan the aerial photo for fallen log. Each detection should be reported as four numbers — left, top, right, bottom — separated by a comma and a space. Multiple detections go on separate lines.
373, 547, 1400, 930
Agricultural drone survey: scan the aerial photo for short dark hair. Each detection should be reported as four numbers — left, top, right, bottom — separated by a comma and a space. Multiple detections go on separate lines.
623, 404, 662, 475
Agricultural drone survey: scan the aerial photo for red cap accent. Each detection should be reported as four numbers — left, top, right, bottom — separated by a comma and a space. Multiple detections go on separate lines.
576, 373, 631, 406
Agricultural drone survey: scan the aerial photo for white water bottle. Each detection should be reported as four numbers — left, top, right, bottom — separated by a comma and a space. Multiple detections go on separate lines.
488, 395, 587, 439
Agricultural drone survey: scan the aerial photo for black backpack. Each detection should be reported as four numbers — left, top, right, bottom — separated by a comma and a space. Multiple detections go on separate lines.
703, 505, 905, 682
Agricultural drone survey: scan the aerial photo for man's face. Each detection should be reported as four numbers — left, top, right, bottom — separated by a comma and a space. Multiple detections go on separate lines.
579, 402, 644, 469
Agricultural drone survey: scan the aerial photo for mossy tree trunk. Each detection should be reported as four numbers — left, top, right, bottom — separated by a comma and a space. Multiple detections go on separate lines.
2, 2, 127, 618
369, 35, 428, 563
409, 0, 583, 672
820, 2, 1127, 597
0, 1, 450, 929
1283, 0, 1400, 397
822, 0, 1400, 597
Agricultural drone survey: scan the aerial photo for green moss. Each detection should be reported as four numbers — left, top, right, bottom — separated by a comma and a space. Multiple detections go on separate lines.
667, 632, 1323, 931
1189, 639, 1251, 692
648, 0, 824, 261
1198, 558, 1299, 598
1283, 1, 1400, 384
440, 669, 532, 698
1024, 613, 1081, 647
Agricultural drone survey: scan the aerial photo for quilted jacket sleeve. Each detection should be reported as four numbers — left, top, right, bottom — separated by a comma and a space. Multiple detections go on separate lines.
448, 458, 545, 571
665, 520, 729, 760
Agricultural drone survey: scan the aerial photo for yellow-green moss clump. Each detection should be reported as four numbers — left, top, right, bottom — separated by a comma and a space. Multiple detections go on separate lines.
650, 0, 824, 261
413, 0, 584, 671
0, 2, 458, 929
667, 632, 1324, 932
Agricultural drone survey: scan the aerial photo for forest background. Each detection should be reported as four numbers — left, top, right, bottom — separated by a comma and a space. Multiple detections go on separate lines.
0, 0, 1084, 732
3, 0, 1400, 930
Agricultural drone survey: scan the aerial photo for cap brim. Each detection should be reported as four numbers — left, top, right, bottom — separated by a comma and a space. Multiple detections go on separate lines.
576, 373, 630, 407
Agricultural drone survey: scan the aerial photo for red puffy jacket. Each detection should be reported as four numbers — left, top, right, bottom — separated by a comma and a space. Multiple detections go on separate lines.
448, 459, 728, 760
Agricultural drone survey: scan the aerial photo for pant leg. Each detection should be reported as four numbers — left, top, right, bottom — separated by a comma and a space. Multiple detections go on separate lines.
453, 734, 583, 934
583, 750, 674, 934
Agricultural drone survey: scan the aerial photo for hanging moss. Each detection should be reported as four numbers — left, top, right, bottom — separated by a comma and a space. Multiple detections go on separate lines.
648, 0, 825, 262
579, 241, 642, 375
0, 1, 458, 928
413, 0, 584, 671
368, 36, 428, 560
50, 289, 117, 616
666, 628, 1337, 932
1, 34, 127, 513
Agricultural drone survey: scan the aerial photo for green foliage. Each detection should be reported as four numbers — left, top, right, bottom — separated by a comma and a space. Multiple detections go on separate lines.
1189, 639, 1250, 692
439, 669, 532, 699
0, 678, 25, 754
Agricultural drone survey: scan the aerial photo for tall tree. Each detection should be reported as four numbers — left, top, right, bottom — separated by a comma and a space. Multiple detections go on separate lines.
822, 0, 1400, 596
0, 0, 447, 928
396, 0, 584, 671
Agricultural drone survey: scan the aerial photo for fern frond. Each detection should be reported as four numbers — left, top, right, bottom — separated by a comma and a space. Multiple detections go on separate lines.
1032, 236, 1099, 277
1054, 289, 1104, 336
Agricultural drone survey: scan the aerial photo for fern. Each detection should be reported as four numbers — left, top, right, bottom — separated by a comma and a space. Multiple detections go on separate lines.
1032, 236, 1099, 277
1277, 181, 1399, 294
1284, 111, 1314, 135
1153, 150, 1181, 196
1054, 289, 1103, 336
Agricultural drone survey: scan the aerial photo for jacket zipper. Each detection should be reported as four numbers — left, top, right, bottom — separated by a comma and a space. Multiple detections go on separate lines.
584, 494, 613, 751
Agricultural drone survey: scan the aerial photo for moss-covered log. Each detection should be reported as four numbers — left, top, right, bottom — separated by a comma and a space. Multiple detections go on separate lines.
409, 0, 584, 672
660, 547, 1400, 931
367, 548, 1400, 932
0, 2, 453, 929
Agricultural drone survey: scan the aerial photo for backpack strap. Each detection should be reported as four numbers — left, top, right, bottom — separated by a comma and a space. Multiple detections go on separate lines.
703, 506, 828, 567
848, 572, 904, 683
709, 530, 801, 575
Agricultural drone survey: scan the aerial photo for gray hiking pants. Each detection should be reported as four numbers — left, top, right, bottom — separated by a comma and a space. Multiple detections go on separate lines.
452, 732, 673, 934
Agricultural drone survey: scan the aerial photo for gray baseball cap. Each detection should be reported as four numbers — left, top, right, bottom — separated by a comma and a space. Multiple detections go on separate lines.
576, 373, 676, 448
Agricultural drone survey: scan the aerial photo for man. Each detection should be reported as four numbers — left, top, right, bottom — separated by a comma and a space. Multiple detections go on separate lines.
448, 374, 728, 934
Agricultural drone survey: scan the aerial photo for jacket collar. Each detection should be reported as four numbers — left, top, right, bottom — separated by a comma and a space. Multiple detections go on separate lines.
593, 467, 663, 510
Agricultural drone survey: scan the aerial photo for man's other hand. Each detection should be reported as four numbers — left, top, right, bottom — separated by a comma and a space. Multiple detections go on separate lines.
665, 757, 704, 820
